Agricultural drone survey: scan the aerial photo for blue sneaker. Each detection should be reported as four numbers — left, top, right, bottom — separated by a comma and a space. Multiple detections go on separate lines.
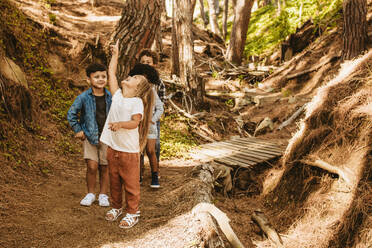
150, 172, 160, 188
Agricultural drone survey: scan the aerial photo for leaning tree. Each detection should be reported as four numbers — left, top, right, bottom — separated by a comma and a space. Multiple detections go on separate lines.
111, 0, 161, 81
342, 0, 368, 60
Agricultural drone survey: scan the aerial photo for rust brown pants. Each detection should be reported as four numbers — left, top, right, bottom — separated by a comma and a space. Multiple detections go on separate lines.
107, 147, 140, 214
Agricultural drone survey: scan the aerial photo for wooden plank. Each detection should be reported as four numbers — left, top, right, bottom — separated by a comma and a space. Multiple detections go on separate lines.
229, 139, 284, 151
198, 147, 236, 158
214, 157, 253, 169
226, 140, 283, 155
224, 154, 265, 165
234, 137, 286, 149
203, 145, 275, 162
203, 142, 275, 160
230, 152, 275, 163
205, 140, 282, 154
197, 148, 257, 166
198, 144, 265, 165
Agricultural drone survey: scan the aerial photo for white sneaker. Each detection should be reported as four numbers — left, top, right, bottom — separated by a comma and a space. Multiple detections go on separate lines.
80, 193, 96, 206
98, 194, 110, 207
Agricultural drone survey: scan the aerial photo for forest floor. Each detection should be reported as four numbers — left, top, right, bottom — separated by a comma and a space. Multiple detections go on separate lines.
1, 0, 372, 248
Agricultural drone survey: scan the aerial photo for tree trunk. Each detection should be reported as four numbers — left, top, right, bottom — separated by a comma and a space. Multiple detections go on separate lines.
207, 0, 222, 37
260, 0, 272, 7
171, 0, 180, 76
276, 0, 281, 15
111, 0, 161, 81
191, 0, 197, 16
226, 0, 254, 64
222, 0, 228, 40
199, 0, 208, 27
174, 0, 203, 106
342, 0, 367, 60
151, 23, 164, 55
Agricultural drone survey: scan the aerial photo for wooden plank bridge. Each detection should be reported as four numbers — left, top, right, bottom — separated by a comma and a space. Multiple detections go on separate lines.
191, 137, 285, 169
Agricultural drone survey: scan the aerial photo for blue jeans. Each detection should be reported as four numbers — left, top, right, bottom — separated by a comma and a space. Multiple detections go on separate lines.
155, 120, 161, 162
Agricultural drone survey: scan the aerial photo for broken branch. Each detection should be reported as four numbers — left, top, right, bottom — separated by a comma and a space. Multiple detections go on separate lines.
196, 203, 245, 248
252, 211, 284, 248
301, 157, 352, 184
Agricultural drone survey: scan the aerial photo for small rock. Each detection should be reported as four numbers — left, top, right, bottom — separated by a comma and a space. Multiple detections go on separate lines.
254, 117, 274, 136
0, 56, 28, 88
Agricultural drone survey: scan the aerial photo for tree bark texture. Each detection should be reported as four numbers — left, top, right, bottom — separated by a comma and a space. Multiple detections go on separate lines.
111, 0, 161, 81
226, 0, 254, 64
199, 0, 208, 27
342, 0, 367, 60
174, 0, 196, 88
191, 0, 197, 16
222, 0, 228, 40
171, 0, 180, 76
208, 0, 222, 37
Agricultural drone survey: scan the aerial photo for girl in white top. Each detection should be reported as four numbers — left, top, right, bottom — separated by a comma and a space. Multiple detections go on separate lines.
100, 40, 154, 229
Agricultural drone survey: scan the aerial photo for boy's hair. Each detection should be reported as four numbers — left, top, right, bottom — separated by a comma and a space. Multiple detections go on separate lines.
138, 49, 158, 65
134, 77, 155, 152
129, 63, 160, 86
86, 63, 107, 77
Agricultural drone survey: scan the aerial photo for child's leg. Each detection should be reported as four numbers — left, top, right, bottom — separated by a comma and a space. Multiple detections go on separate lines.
86, 159, 99, 193
98, 142, 109, 195
155, 120, 161, 162
107, 147, 124, 209
117, 152, 140, 214
139, 153, 145, 181
146, 139, 158, 173
146, 139, 160, 188
98, 165, 109, 194
83, 139, 100, 193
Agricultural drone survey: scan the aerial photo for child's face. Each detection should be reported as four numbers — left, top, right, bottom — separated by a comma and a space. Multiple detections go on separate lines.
89, 71, 107, 89
140, 55, 154, 67
121, 75, 145, 90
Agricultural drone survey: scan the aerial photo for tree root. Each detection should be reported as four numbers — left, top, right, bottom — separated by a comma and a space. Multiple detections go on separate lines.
301, 156, 354, 184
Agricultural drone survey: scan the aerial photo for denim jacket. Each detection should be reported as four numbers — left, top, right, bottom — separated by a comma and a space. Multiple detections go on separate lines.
67, 88, 112, 145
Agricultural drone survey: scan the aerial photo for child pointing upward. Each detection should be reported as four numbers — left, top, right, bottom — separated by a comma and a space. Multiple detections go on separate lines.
100, 40, 155, 229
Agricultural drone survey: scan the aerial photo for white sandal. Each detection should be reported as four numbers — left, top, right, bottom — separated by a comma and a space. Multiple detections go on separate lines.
119, 212, 140, 229
105, 208, 122, 221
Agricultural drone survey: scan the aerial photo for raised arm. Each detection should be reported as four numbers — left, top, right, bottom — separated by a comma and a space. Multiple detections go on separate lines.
108, 40, 120, 95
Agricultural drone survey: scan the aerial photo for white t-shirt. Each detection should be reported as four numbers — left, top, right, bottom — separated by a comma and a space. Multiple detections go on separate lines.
100, 89, 144, 153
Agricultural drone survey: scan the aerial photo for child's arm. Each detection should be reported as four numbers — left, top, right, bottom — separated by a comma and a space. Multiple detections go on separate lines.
151, 90, 164, 124
108, 40, 120, 95
108, 114, 142, 131
67, 96, 85, 140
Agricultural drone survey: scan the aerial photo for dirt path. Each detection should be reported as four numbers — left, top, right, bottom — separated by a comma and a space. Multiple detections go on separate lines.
1, 153, 196, 247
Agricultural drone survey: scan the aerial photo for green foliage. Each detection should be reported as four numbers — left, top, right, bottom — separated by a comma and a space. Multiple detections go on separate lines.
57, 136, 79, 155
224, 99, 234, 107
48, 13, 57, 25
0, 0, 78, 167
160, 114, 198, 159
211, 70, 219, 79
243, 0, 343, 58
281, 88, 292, 97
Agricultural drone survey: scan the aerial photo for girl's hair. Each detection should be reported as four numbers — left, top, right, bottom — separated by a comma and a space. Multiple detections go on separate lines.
134, 76, 155, 152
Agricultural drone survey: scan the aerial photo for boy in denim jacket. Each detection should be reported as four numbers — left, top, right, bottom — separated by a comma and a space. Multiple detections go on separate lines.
67, 63, 112, 207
